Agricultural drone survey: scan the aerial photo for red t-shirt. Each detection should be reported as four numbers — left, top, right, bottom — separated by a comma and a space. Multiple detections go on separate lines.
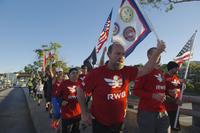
51, 79, 62, 97
133, 68, 166, 112
80, 65, 138, 126
79, 74, 86, 83
79, 74, 91, 96
165, 73, 181, 111
59, 80, 81, 120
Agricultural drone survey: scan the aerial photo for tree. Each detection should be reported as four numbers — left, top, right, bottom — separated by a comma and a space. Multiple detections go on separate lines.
160, 64, 167, 73
53, 60, 69, 73
49, 42, 62, 62
139, 0, 200, 11
184, 61, 200, 95
24, 64, 34, 74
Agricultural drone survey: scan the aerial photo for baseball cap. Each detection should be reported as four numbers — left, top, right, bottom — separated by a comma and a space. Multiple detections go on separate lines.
167, 61, 179, 71
55, 68, 63, 72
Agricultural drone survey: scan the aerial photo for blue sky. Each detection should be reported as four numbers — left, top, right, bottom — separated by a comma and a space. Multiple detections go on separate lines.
0, 0, 200, 73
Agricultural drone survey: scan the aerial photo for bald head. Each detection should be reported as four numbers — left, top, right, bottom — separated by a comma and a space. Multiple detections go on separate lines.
107, 43, 125, 70
108, 43, 125, 55
147, 47, 157, 57
147, 47, 161, 64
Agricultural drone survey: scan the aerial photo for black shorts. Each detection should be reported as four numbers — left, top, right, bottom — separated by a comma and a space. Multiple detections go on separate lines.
37, 94, 43, 99
62, 117, 81, 133
167, 110, 181, 131
92, 119, 123, 133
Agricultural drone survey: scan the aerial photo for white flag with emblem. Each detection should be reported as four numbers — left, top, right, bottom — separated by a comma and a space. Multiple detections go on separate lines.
112, 0, 152, 57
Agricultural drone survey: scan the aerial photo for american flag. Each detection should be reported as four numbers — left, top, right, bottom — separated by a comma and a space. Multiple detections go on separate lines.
174, 31, 197, 66
96, 9, 112, 53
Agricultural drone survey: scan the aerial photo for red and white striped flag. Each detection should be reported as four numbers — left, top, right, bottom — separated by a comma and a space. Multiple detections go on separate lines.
96, 9, 113, 53
174, 31, 197, 67
42, 51, 46, 72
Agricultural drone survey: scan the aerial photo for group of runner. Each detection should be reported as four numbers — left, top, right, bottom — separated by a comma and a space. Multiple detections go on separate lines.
27, 40, 183, 133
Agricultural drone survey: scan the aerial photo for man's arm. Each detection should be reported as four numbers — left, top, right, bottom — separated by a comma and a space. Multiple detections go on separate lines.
77, 87, 92, 124
133, 78, 152, 99
77, 87, 87, 115
137, 40, 166, 78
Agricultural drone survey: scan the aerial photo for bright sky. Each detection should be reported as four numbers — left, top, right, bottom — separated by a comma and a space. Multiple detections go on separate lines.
0, 0, 200, 73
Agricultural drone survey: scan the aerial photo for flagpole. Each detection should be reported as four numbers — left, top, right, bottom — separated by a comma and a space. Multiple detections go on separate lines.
134, 0, 160, 41
173, 30, 197, 128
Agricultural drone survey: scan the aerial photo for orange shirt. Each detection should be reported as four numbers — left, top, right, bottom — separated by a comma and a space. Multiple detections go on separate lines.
165, 73, 181, 111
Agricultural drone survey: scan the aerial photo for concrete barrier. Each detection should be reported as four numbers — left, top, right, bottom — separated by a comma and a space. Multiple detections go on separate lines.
182, 95, 200, 133
22, 88, 55, 133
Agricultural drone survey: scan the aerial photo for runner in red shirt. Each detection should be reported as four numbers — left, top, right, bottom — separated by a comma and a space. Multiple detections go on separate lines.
59, 68, 81, 133
79, 65, 88, 84
77, 41, 166, 133
50, 68, 64, 130
133, 47, 170, 133
165, 61, 182, 133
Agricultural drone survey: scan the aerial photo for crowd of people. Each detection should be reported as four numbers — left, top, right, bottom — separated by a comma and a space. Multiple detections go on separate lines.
27, 40, 184, 133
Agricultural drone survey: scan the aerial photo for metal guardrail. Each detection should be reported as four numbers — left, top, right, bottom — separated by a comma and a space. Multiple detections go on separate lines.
182, 95, 200, 133
180, 108, 200, 117
182, 95, 200, 103
181, 95, 200, 117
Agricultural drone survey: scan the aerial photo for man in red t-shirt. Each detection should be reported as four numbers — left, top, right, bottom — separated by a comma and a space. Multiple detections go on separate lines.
133, 47, 170, 133
79, 65, 88, 84
58, 68, 81, 133
77, 41, 166, 133
165, 61, 182, 133
50, 68, 64, 130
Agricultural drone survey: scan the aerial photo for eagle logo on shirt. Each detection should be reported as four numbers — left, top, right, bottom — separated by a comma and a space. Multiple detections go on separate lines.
171, 79, 180, 86
104, 75, 123, 88
154, 74, 163, 82
67, 85, 77, 93
80, 76, 85, 81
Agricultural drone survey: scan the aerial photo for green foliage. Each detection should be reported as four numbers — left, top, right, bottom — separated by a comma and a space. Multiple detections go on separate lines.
184, 61, 200, 95
166, 3, 174, 12
134, 63, 144, 67
160, 64, 167, 73
35, 49, 44, 58
25, 42, 69, 74
53, 60, 69, 73
139, 0, 198, 12
24, 66, 32, 73
186, 82, 195, 90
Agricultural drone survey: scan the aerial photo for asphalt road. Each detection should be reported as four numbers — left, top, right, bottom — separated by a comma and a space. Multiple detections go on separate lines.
0, 87, 36, 133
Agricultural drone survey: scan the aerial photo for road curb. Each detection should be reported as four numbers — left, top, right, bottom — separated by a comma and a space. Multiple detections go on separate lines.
22, 88, 55, 133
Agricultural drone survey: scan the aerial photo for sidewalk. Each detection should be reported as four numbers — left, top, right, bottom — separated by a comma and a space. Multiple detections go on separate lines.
23, 88, 55, 133
23, 88, 92, 133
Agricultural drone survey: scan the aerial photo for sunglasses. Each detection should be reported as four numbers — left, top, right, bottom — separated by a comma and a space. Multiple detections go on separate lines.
56, 71, 63, 73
